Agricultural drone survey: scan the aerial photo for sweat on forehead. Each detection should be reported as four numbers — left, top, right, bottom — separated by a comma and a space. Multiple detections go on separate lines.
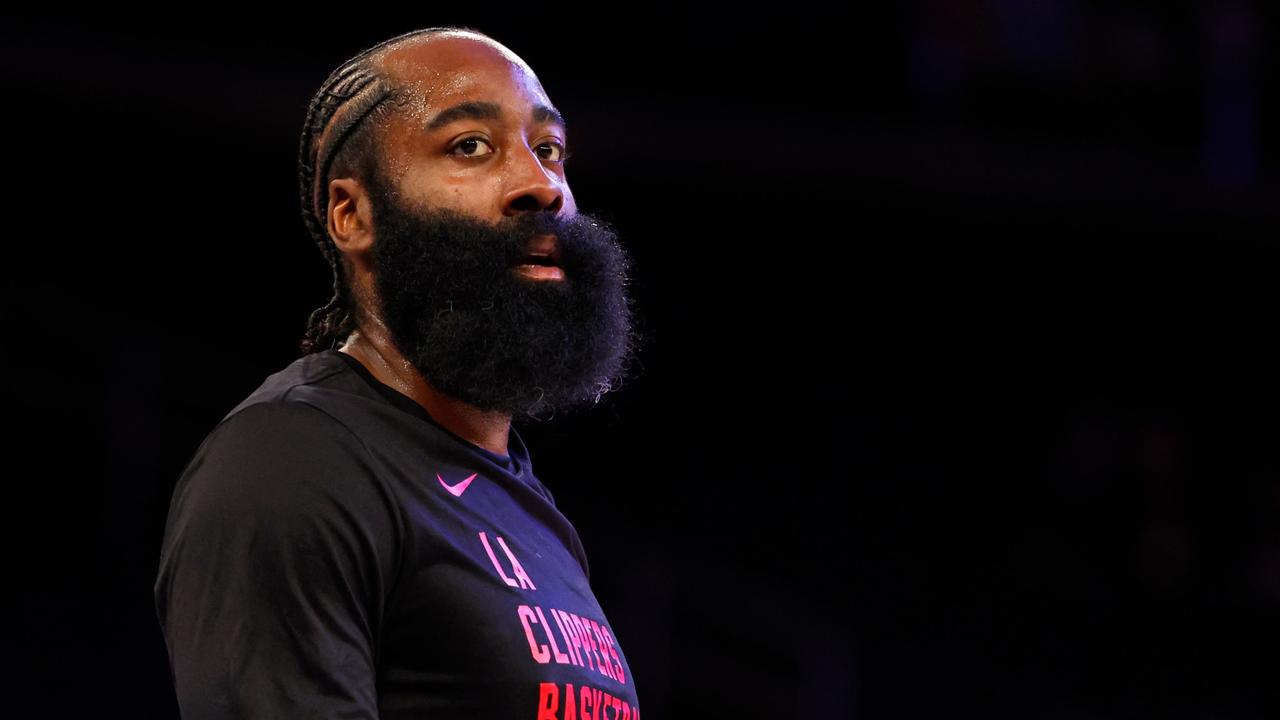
372, 34, 552, 180
372, 33, 545, 118
305, 29, 550, 223
377, 31, 535, 86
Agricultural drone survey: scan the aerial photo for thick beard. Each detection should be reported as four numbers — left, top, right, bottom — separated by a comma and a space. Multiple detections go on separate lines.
365, 173, 636, 420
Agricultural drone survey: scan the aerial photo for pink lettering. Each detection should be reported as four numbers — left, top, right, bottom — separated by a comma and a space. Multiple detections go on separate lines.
519, 606, 631, 689
517, 605, 551, 663
534, 605, 572, 663
496, 535, 537, 590
576, 615, 606, 677
599, 626, 625, 683
478, 531, 518, 587
563, 613, 590, 669
564, 683, 578, 720
562, 609, 594, 669
590, 688, 604, 720
537, 682, 559, 720
550, 608, 584, 667
530, 682, 635, 720
588, 620, 616, 681
566, 612, 598, 672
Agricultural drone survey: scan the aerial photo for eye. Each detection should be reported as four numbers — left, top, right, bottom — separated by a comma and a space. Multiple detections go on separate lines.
537, 140, 572, 164
448, 136, 495, 159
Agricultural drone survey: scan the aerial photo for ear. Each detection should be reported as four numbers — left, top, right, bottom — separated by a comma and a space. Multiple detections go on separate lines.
327, 177, 375, 258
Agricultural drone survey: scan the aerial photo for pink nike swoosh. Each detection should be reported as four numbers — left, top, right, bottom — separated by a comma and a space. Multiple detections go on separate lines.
438, 472, 478, 497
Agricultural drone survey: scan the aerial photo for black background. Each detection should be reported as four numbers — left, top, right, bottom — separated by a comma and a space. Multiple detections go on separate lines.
2, 4, 1277, 717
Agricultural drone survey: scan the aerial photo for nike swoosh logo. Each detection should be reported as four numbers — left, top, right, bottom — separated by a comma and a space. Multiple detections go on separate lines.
438, 472, 478, 497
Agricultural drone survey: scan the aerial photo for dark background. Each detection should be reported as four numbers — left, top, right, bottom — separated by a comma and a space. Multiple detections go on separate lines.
2, 3, 1277, 717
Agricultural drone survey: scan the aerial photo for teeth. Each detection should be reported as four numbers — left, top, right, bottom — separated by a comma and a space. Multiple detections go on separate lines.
521, 255, 555, 267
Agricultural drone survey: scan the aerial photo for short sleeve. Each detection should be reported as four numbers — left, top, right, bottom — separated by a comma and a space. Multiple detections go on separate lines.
154, 401, 398, 719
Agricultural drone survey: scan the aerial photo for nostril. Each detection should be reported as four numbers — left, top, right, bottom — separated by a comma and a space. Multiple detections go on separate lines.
508, 195, 542, 213
503, 187, 564, 215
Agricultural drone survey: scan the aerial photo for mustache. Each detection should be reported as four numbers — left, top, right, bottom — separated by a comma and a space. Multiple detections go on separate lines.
392, 204, 615, 268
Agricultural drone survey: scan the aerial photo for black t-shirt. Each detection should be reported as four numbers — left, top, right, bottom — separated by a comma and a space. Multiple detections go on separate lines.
154, 349, 641, 719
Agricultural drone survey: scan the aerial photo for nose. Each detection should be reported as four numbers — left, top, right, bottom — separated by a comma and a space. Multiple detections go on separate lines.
500, 144, 566, 216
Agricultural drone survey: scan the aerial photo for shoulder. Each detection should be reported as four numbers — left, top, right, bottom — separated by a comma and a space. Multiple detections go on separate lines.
156, 402, 401, 670
216, 351, 364, 425
177, 400, 384, 521
214, 397, 359, 440
202, 399, 368, 465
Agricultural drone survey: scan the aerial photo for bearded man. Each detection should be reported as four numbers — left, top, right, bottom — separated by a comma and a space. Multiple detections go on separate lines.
154, 26, 642, 720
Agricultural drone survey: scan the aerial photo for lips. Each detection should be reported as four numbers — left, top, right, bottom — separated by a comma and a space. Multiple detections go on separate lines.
517, 253, 558, 267
517, 233, 562, 267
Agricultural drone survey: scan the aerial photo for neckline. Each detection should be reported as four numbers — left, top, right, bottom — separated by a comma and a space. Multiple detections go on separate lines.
328, 349, 521, 472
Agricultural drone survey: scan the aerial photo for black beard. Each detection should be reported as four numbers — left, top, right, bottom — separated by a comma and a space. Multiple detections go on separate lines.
364, 174, 636, 420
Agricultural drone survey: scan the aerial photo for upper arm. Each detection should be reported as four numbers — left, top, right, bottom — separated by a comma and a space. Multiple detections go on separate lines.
154, 401, 397, 719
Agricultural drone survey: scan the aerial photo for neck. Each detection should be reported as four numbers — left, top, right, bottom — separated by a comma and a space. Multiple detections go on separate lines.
338, 326, 513, 457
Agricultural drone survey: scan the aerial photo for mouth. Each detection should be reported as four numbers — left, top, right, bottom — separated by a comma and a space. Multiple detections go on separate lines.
513, 233, 564, 278
515, 253, 559, 267
513, 264, 565, 281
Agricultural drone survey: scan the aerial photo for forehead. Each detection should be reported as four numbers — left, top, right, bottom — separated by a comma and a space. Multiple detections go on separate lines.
376, 34, 553, 127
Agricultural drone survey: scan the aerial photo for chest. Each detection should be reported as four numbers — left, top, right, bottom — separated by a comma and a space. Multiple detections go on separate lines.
375, 469, 641, 719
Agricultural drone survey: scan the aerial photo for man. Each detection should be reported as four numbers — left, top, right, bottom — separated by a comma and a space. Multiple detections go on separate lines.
154, 26, 642, 719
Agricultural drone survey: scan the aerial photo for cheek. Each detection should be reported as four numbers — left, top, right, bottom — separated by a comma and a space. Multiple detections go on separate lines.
403, 168, 495, 217
441, 181, 500, 220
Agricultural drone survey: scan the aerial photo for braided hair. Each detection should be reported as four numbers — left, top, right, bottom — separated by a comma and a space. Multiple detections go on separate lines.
296, 25, 485, 354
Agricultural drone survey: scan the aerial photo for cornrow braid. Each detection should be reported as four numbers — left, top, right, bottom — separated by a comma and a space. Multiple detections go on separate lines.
296, 25, 484, 355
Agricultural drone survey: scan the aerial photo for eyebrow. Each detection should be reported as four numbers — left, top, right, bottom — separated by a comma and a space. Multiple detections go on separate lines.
424, 100, 567, 133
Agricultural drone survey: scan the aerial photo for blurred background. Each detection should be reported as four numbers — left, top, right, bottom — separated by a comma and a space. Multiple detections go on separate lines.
1, 3, 1277, 717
